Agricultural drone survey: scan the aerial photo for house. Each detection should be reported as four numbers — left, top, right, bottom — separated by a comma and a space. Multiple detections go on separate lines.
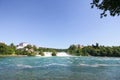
17, 42, 29, 49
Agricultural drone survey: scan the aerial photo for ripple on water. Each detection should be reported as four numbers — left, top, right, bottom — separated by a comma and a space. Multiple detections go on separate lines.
78, 63, 120, 67
16, 64, 33, 68
0, 56, 120, 80
16, 63, 69, 69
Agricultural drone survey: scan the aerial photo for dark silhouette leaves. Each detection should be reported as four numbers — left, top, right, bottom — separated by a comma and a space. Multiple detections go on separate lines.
91, 0, 120, 18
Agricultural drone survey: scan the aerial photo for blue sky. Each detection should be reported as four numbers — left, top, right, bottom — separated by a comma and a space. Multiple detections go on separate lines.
0, 0, 120, 48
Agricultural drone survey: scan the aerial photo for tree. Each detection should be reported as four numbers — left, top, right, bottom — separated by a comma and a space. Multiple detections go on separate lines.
91, 0, 120, 18
0, 43, 14, 55
25, 45, 32, 49
52, 50, 57, 56
68, 45, 78, 55
76, 49, 82, 56
9, 43, 16, 54
39, 50, 44, 56
33, 45, 37, 51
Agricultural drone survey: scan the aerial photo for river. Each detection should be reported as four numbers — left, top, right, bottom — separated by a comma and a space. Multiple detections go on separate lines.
0, 56, 120, 80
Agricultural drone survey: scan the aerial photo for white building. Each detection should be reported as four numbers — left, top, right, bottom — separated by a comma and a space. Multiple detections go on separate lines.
17, 42, 29, 49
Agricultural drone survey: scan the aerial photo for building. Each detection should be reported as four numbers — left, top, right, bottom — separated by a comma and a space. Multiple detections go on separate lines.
76, 44, 84, 48
17, 42, 29, 49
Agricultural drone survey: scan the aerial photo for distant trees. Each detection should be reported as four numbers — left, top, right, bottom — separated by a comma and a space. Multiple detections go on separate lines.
91, 0, 120, 18
24, 45, 33, 50
68, 43, 120, 57
9, 43, 16, 51
68, 45, 77, 55
37, 47, 66, 52
0, 43, 15, 55
1, 42, 120, 57
68, 44, 88, 56
16, 44, 36, 56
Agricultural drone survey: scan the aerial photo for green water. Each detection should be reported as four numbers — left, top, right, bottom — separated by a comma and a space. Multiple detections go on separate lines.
0, 56, 120, 80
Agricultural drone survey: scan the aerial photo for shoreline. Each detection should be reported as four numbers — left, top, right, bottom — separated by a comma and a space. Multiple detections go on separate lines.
0, 54, 119, 58
0, 55, 27, 57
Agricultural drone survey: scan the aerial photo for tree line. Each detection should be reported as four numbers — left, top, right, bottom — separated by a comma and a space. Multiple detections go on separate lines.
0, 43, 66, 56
68, 43, 120, 57
1, 42, 120, 57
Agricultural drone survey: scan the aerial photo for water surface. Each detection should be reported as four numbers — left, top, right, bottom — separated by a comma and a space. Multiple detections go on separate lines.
0, 56, 120, 80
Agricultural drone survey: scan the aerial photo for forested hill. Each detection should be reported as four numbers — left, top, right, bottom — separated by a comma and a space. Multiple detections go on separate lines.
0, 42, 120, 57
68, 43, 120, 57
0, 42, 67, 56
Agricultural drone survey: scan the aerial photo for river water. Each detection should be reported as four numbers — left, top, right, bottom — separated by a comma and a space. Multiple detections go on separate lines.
0, 56, 120, 80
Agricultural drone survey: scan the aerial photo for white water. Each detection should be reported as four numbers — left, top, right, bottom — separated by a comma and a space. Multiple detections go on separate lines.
1, 56, 120, 80
78, 63, 120, 67
56, 52, 71, 57
44, 52, 52, 57
16, 64, 33, 68
36, 52, 71, 57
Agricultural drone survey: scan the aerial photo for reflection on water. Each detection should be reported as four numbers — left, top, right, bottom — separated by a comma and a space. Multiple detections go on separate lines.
0, 56, 120, 80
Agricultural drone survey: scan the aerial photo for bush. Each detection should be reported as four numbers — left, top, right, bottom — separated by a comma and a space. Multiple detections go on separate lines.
39, 50, 44, 56
52, 51, 56, 56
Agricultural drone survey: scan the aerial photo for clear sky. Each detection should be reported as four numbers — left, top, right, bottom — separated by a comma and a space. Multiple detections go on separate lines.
0, 0, 120, 49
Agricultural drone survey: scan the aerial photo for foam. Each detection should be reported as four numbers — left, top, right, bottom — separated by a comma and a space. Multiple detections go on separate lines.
43, 63, 68, 67
95, 57, 120, 61
57, 52, 71, 57
16, 64, 33, 68
35, 52, 72, 57
16, 63, 69, 69
79, 63, 120, 67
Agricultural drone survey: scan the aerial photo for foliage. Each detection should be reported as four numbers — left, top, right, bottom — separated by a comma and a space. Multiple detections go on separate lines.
91, 0, 120, 18
15, 49, 35, 56
51, 50, 57, 56
38, 47, 66, 52
0, 43, 15, 55
1, 42, 120, 57
24, 45, 33, 49
39, 50, 44, 56
68, 44, 88, 56
10, 43, 16, 51
68, 43, 120, 57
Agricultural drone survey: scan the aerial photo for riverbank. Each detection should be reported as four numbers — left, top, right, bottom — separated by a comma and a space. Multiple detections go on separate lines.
0, 52, 71, 57
0, 55, 27, 57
